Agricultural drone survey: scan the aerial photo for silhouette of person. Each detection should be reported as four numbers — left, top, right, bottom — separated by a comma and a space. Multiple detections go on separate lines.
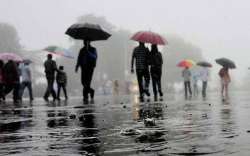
75, 40, 97, 102
43, 54, 57, 102
149, 44, 163, 101
131, 42, 150, 102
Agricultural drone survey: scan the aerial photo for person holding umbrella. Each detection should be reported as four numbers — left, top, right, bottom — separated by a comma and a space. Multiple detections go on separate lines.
197, 61, 212, 99
131, 42, 151, 102
75, 40, 97, 102
149, 44, 163, 101
66, 23, 111, 103
216, 58, 235, 101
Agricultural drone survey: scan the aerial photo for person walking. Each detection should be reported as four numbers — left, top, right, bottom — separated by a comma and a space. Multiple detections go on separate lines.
219, 66, 230, 100
0, 60, 5, 102
182, 67, 192, 99
200, 67, 209, 99
43, 54, 57, 102
19, 62, 34, 101
75, 40, 97, 102
3, 60, 20, 103
131, 42, 150, 102
149, 44, 163, 101
192, 71, 199, 97
56, 66, 68, 100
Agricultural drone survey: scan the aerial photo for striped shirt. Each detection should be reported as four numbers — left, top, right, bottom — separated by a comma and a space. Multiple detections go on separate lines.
131, 45, 149, 70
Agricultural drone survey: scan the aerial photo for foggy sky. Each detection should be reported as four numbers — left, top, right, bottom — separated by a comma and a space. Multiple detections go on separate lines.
1, 0, 250, 80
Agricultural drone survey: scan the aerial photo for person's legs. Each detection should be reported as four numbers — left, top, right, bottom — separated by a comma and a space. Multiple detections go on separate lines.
27, 82, 33, 101
157, 68, 163, 97
202, 81, 207, 98
87, 68, 95, 100
0, 83, 4, 100
19, 82, 25, 101
44, 78, 50, 99
62, 84, 68, 99
184, 81, 188, 98
151, 74, 157, 101
50, 79, 56, 100
225, 83, 229, 99
221, 81, 225, 98
136, 70, 144, 100
13, 83, 20, 102
144, 68, 150, 96
188, 81, 192, 96
57, 83, 61, 100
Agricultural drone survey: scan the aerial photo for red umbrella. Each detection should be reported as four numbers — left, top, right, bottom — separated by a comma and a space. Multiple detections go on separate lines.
0, 53, 23, 62
131, 31, 167, 45
177, 59, 195, 68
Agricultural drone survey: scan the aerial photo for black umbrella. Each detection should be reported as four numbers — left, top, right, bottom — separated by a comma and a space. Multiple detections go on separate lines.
65, 23, 111, 41
215, 58, 236, 69
197, 61, 212, 67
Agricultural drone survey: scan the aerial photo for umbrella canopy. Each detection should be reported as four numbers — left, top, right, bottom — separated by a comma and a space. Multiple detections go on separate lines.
65, 23, 111, 41
0, 53, 23, 62
43, 46, 74, 59
215, 58, 236, 69
131, 31, 166, 45
197, 61, 212, 67
177, 59, 195, 68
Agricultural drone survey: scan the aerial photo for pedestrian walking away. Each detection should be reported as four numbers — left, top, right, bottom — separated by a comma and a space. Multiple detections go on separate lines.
19, 61, 34, 101
43, 54, 57, 102
219, 66, 231, 101
149, 44, 163, 101
131, 42, 150, 102
56, 65, 68, 100
75, 40, 97, 102
200, 67, 209, 99
182, 67, 192, 99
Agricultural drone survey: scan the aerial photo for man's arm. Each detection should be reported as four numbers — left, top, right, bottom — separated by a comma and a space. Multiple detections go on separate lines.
75, 50, 82, 73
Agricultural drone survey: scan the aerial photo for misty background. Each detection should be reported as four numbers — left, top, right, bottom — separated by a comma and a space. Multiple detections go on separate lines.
0, 0, 250, 96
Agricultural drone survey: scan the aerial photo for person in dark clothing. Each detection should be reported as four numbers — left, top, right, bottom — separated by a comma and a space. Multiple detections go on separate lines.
149, 44, 163, 101
75, 40, 97, 102
131, 42, 150, 102
43, 54, 57, 102
56, 66, 68, 100
0, 60, 5, 102
3, 60, 20, 103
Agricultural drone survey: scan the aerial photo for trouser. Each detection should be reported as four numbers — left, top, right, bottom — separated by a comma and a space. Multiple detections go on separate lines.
136, 68, 150, 98
57, 83, 68, 99
193, 83, 198, 96
20, 81, 33, 100
150, 67, 163, 98
5, 83, 20, 101
184, 81, 192, 98
81, 67, 95, 100
44, 77, 56, 99
202, 81, 207, 98
0, 83, 4, 100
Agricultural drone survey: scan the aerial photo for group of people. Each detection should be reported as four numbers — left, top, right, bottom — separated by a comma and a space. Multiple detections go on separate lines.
131, 42, 163, 102
0, 60, 33, 103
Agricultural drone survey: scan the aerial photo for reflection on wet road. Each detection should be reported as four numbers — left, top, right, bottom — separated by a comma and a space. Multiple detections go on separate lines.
1, 91, 250, 155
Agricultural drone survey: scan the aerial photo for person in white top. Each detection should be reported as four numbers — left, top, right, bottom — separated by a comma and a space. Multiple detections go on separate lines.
200, 67, 209, 98
182, 67, 192, 98
20, 62, 33, 101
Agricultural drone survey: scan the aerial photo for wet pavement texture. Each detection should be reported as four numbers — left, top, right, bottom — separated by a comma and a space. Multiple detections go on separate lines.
1, 91, 250, 155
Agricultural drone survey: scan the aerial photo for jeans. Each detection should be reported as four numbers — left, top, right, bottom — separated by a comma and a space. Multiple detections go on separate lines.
81, 67, 95, 100
20, 81, 33, 100
150, 67, 163, 98
57, 83, 68, 99
44, 77, 56, 99
202, 81, 207, 98
184, 81, 192, 98
136, 68, 150, 98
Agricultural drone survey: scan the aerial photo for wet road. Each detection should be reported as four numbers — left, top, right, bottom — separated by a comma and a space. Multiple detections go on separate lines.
1, 91, 250, 155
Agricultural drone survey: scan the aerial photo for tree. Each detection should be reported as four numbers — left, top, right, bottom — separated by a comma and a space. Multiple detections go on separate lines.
0, 23, 22, 53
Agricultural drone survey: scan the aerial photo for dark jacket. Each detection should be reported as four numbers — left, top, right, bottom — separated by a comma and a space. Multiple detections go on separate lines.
76, 46, 97, 69
3, 61, 19, 84
56, 70, 67, 84
131, 45, 150, 71
149, 52, 163, 68
44, 59, 57, 78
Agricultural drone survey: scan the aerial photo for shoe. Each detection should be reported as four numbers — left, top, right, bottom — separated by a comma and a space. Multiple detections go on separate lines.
57, 97, 61, 101
159, 91, 163, 97
65, 96, 68, 100
83, 98, 89, 104
90, 90, 95, 100
139, 96, 144, 102
30, 98, 34, 101
154, 96, 158, 102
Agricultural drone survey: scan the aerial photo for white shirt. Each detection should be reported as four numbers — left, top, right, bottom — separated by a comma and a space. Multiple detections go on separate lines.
200, 67, 209, 82
20, 64, 31, 82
